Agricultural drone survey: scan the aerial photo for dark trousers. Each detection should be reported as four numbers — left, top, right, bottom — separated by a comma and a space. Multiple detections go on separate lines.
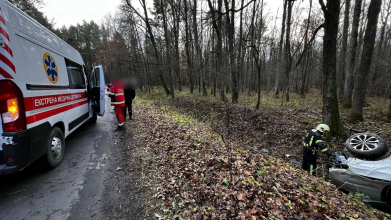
302, 146, 317, 175
124, 99, 133, 119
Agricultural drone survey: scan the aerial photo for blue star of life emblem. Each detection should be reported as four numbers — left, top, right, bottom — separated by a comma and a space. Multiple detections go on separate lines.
43, 53, 59, 84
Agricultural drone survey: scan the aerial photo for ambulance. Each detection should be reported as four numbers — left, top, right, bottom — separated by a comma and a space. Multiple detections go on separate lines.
0, 0, 106, 175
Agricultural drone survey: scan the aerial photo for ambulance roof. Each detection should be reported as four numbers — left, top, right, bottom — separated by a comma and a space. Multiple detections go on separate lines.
4, 1, 84, 65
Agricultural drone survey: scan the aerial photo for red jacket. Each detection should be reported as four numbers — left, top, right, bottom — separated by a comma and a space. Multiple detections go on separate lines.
109, 82, 125, 107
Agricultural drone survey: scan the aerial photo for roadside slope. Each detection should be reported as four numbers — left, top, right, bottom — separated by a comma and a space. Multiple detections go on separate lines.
129, 96, 389, 220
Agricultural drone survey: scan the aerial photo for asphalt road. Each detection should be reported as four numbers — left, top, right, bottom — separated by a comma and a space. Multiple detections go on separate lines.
0, 98, 125, 220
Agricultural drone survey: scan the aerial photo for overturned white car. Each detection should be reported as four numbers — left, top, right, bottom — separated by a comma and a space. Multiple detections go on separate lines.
329, 133, 391, 205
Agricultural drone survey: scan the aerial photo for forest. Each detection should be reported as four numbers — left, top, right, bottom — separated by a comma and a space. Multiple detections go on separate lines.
8, 0, 391, 219
14, 0, 391, 134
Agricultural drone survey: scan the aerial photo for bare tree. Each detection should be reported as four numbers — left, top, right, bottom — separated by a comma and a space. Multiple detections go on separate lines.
337, 0, 351, 99
223, 0, 239, 103
300, 0, 313, 97
168, 0, 182, 91
192, 0, 207, 96
319, 0, 346, 136
351, 0, 383, 121
370, 1, 391, 96
183, 0, 194, 94
237, 0, 245, 95
207, 0, 226, 102
124, 0, 171, 96
283, 0, 294, 101
161, 0, 175, 98
275, 0, 288, 96
343, 0, 363, 107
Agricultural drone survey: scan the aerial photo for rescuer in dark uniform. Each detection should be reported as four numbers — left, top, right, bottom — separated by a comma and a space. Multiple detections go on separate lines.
302, 124, 332, 175
124, 76, 136, 120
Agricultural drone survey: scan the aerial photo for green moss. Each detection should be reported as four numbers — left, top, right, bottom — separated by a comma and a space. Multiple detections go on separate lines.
300, 118, 320, 125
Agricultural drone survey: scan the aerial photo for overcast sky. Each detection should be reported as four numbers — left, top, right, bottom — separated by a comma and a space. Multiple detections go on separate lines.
41, 0, 291, 29
42, 0, 122, 28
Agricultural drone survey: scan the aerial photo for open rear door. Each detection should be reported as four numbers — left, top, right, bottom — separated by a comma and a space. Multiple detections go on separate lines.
90, 66, 106, 116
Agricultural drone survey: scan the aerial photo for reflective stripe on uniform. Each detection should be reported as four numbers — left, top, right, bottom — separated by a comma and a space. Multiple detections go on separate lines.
119, 123, 124, 126
112, 101, 125, 104
309, 136, 314, 146
316, 140, 323, 144
115, 93, 124, 96
321, 148, 328, 152
109, 93, 115, 95
310, 165, 313, 175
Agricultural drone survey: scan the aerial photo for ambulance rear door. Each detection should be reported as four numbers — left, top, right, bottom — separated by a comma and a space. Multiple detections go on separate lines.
90, 66, 105, 116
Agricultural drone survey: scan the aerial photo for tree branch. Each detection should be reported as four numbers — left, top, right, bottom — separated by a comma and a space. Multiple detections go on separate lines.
319, 0, 327, 13
293, 23, 324, 71
221, 0, 255, 15
124, 0, 147, 24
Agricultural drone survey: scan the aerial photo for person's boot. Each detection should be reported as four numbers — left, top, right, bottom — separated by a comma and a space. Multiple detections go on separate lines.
114, 126, 124, 131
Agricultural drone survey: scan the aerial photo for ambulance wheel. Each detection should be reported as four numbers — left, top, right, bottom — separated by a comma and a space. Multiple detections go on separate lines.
43, 127, 65, 168
89, 112, 97, 124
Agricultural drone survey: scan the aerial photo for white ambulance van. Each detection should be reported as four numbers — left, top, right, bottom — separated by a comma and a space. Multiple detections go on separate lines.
0, 0, 106, 175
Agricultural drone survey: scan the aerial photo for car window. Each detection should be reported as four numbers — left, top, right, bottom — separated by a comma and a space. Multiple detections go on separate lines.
67, 68, 86, 89
91, 68, 100, 87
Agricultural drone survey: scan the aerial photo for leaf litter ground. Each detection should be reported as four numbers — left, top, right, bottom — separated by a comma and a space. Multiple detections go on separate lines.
127, 91, 390, 220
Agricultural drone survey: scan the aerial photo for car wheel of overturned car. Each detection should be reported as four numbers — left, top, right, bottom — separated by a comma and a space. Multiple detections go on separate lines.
345, 133, 389, 160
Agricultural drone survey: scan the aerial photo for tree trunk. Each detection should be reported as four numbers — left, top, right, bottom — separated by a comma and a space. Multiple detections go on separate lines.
300, 0, 312, 97
125, 0, 170, 96
168, 0, 182, 91
284, 0, 293, 101
237, 0, 245, 95
162, 0, 174, 99
207, 0, 226, 102
337, 0, 351, 99
255, 0, 264, 110
370, 5, 390, 96
223, 0, 238, 103
343, 0, 363, 108
319, 0, 346, 137
129, 12, 150, 93
274, 0, 287, 96
388, 99, 391, 121
351, 0, 383, 121
355, 0, 367, 72
184, 0, 194, 94
193, 0, 204, 96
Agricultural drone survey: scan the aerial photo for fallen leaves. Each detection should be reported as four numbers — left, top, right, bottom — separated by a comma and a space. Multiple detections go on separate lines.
128, 96, 389, 220
236, 192, 246, 201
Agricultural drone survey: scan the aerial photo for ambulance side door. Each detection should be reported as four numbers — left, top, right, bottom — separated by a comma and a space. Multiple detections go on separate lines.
90, 66, 105, 116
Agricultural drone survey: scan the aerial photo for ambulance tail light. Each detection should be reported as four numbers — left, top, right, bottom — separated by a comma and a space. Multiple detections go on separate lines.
0, 80, 26, 132
4, 98, 19, 122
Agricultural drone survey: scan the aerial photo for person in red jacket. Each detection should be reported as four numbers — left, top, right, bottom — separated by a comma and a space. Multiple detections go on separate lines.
109, 79, 126, 131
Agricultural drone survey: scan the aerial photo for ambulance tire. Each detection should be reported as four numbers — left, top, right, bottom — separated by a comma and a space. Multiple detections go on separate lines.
89, 112, 97, 124
43, 127, 65, 169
